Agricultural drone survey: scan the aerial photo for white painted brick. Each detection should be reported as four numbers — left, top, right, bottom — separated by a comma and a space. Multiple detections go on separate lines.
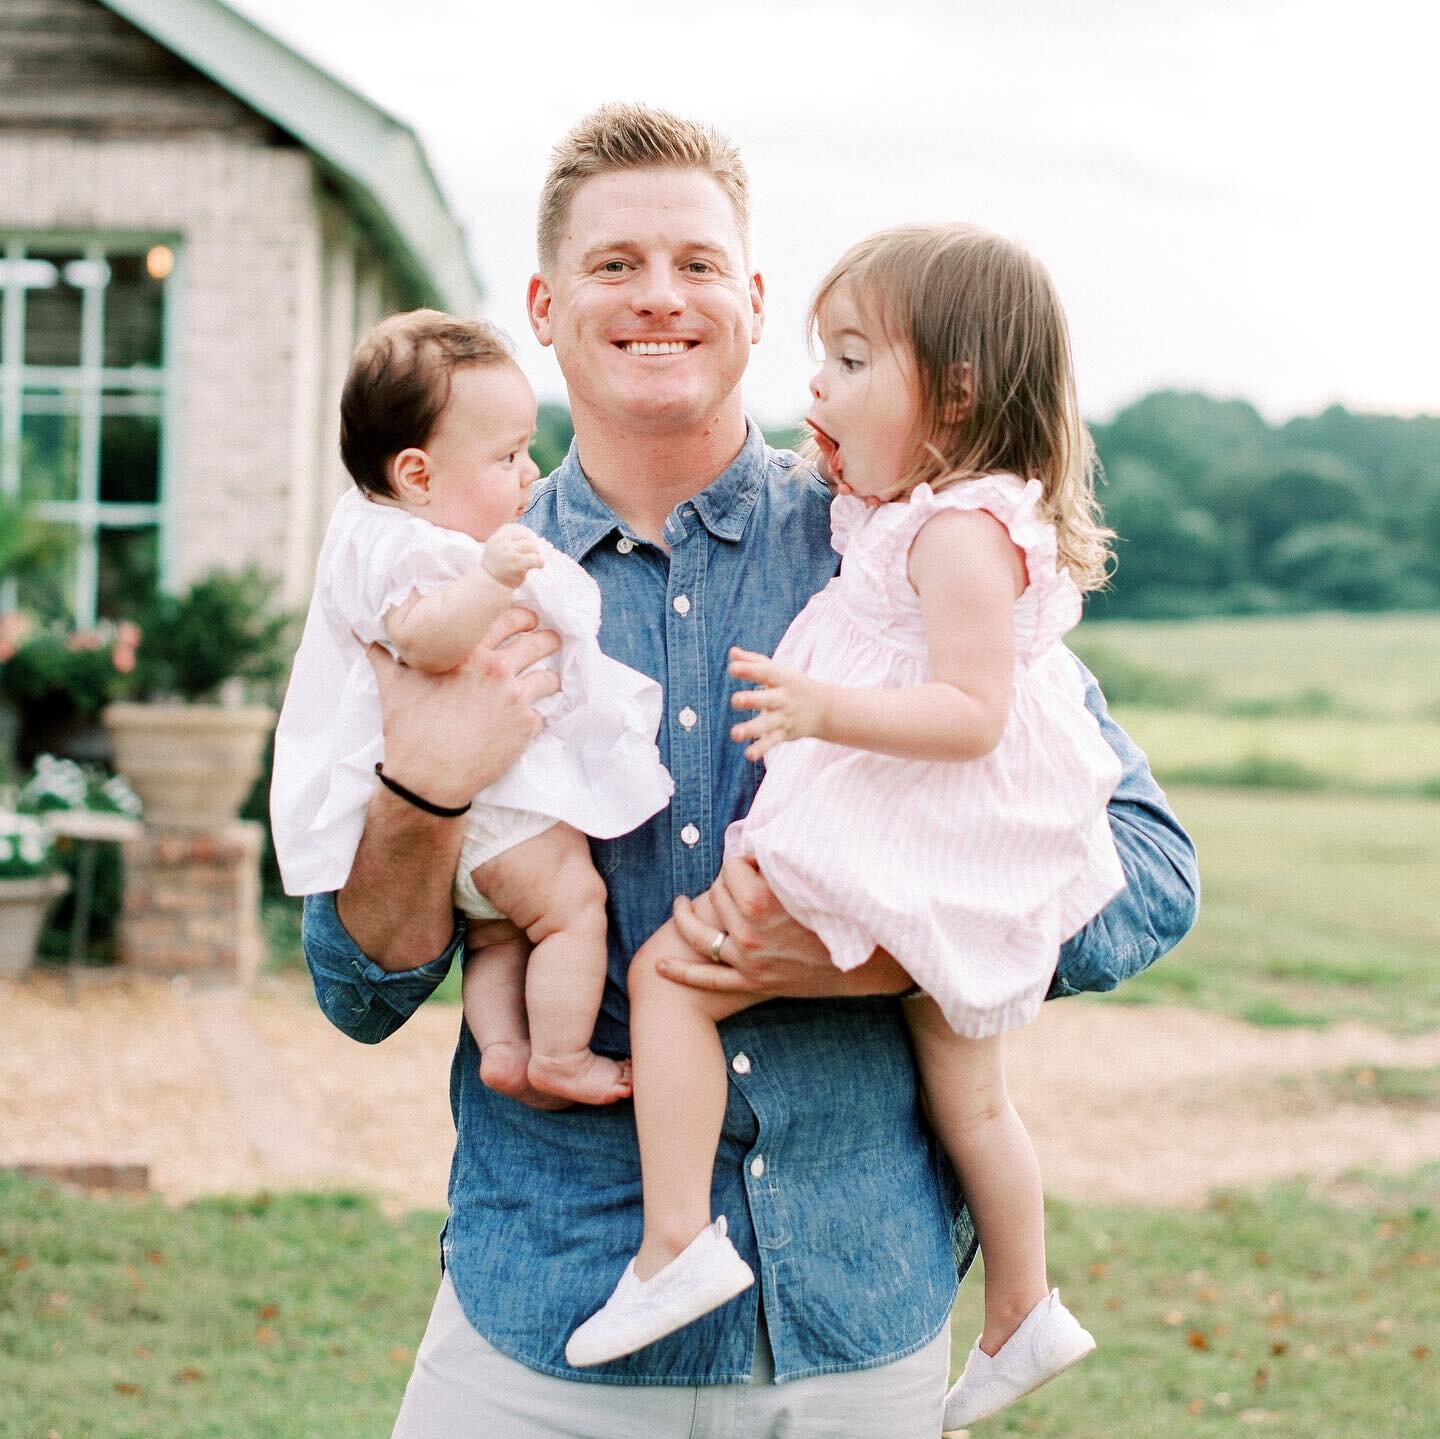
1, 133, 402, 597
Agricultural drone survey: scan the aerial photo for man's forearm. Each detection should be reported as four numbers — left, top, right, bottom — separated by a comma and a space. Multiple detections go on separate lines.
335, 789, 467, 972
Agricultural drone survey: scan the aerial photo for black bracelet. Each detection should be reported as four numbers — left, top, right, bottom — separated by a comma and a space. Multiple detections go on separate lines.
373, 763, 471, 818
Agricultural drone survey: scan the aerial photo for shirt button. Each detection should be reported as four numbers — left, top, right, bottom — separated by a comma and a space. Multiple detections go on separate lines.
678, 707, 698, 731
731, 1052, 751, 1075
749, 1155, 765, 1178
616, 536, 635, 554
680, 823, 700, 847
672, 594, 691, 616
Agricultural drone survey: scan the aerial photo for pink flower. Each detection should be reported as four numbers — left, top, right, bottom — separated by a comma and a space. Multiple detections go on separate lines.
0, 611, 31, 662
65, 629, 103, 652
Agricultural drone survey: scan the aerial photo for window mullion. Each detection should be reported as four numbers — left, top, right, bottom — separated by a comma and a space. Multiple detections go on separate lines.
73, 242, 107, 627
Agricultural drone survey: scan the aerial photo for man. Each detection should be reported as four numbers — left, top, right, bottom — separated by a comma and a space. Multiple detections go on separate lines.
303, 104, 1198, 1438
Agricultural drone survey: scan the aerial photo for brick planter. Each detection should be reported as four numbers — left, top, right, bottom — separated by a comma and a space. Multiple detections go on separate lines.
115, 821, 264, 984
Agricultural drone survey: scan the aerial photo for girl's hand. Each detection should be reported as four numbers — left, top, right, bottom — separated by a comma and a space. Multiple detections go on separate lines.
728, 646, 828, 760
482, 524, 545, 589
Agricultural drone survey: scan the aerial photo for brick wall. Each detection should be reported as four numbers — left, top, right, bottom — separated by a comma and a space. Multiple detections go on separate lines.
115, 820, 263, 984
0, 132, 414, 602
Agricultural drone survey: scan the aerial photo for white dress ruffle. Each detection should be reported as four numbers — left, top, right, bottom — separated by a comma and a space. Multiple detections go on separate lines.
271, 489, 673, 899
726, 476, 1124, 1037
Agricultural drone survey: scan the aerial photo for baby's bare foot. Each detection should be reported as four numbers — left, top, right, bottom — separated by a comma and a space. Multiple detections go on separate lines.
479, 1041, 573, 1111
528, 1050, 633, 1106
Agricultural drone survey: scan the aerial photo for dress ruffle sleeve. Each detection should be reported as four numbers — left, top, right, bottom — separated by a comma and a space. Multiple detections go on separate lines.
886, 478, 1080, 661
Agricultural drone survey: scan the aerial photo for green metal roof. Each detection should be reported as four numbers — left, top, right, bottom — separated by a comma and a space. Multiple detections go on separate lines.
100, 0, 483, 311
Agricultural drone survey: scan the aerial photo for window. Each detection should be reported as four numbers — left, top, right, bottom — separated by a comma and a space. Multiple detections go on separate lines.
1, 236, 176, 625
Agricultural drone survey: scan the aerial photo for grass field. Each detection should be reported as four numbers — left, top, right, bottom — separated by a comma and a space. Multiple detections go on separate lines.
1095, 787, 1440, 1032
1072, 612, 1440, 722
3, 1169, 1435, 1438
1074, 612, 1440, 798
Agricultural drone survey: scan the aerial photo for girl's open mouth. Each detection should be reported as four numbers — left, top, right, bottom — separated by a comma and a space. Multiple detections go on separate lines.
806, 420, 843, 483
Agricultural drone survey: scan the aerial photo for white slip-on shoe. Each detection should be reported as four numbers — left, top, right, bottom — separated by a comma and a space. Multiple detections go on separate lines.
942, 1289, 1096, 1431
565, 1216, 755, 1368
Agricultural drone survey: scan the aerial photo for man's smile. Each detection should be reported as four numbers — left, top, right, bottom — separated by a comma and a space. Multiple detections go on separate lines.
615, 339, 700, 356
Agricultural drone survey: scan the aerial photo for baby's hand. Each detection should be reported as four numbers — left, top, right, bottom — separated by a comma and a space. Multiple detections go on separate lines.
728, 647, 828, 761
482, 524, 544, 589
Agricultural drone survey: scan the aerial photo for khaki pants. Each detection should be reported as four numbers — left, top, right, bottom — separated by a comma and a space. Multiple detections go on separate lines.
392, 1272, 949, 1438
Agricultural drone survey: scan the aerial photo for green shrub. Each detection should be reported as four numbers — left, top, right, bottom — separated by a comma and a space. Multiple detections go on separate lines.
128, 567, 293, 703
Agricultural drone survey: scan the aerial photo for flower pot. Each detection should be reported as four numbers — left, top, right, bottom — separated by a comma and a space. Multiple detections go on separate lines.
18, 700, 113, 769
102, 702, 275, 829
0, 871, 70, 977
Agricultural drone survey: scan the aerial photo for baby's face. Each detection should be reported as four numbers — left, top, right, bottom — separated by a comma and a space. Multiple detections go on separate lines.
421, 361, 540, 542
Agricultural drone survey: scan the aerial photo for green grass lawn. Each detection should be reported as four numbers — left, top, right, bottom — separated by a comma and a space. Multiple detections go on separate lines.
3, 1169, 1435, 1438
1096, 787, 1440, 1032
1111, 707, 1440, 797
1073, 612, 1440, 721
947, 1165, 1440, 1438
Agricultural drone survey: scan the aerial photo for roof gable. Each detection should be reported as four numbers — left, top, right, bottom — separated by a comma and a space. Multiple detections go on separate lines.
99, 0, 481, 311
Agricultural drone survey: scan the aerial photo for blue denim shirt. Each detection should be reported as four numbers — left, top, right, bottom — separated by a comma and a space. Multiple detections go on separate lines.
302, 423, 1199, 1384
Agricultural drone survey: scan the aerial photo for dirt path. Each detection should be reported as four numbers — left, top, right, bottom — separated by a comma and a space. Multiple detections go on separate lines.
3, 971, 1438, 1212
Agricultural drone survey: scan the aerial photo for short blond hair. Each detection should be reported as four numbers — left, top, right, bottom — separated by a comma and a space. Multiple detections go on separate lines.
810, 225, 1113, 592
537, 102, 750, 271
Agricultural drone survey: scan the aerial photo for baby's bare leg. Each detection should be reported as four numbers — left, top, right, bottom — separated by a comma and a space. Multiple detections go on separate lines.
471, 824, 630, 1106
905, 999, 1049, 1355
628, 904, 762, 1281
461, 919, 571, 1111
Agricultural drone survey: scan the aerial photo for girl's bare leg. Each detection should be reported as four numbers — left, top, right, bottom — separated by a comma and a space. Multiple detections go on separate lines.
461, 919, 571, 1111
905, 998, 1049, 1355
627, 904, 761, 1281
471, 824, 630, 1106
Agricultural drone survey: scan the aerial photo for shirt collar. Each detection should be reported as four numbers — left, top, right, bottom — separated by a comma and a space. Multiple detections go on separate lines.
549, 419, 768, 560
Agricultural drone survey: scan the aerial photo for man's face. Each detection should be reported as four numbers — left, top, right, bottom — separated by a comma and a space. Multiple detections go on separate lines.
528, 168, 764, 437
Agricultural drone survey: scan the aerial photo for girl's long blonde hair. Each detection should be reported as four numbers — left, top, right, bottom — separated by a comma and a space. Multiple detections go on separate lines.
808, 224, 1112, 591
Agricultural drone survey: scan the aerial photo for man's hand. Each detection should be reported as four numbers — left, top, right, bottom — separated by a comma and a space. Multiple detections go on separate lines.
340, 610, 561, 971
370, 607, 560, 807
659, 856, 912, 999
481, 523, 546, 589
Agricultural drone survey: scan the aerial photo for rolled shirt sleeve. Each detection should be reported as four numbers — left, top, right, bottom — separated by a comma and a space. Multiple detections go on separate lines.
301, 891, 463, 1044
1051, 658, 1201, 998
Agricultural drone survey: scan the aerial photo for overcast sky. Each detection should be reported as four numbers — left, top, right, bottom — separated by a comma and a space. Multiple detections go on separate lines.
233, 0, 1438, 429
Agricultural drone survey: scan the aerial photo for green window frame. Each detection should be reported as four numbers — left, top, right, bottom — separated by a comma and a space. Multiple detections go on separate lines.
0, 233, 181, 626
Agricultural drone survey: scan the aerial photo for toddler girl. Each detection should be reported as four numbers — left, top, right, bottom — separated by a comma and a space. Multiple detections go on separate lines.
271, 311, 672, 1107
567, 227, 1124, 1429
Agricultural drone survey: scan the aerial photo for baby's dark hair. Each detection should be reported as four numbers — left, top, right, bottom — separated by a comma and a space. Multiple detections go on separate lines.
339, 310, 513, 497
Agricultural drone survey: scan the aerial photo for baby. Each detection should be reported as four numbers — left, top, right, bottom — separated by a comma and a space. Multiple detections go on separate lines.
271, 311, 672, 1105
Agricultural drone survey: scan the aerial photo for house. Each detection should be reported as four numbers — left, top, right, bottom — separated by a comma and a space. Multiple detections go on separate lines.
0, 0, 482, 623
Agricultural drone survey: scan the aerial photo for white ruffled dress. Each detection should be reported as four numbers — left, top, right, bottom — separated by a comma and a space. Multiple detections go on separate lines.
726, 476, 1125, 1037
271, 489, 673, 914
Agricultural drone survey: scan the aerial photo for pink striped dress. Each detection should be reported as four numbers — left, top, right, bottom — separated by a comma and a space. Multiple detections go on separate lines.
725, 475, 1125, 1037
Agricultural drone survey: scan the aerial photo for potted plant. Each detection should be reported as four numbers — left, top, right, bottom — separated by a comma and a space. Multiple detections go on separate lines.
102, 567, 292, 828
0, 806, 68, 978
0, 495, 75, 772
16, 755, 143, 967
0, 616, 138, 769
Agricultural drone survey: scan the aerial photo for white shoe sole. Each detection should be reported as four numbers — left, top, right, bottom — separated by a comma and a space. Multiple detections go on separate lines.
941, 1331, 1096, 1433
566, 1264, 755, 1368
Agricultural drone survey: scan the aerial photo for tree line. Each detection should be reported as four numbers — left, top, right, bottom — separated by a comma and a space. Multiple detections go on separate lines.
1087, 392, 1439, 618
